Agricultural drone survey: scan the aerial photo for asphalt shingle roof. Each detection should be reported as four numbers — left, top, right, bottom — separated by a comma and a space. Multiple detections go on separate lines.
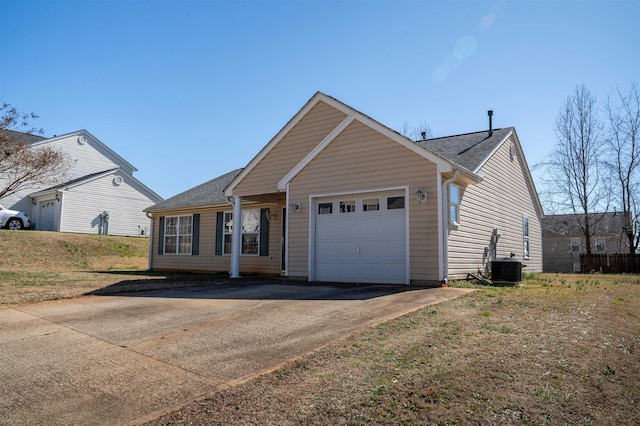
29, 168, 120, 195
0, 129, 47, 144
145, 126, 517, 212
416, 127, 513, 172
145, 168, 242, 212
542, 212, 626, 236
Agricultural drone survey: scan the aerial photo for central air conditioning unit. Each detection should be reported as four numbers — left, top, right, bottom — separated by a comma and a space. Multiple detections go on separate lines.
491, 258, 522, 282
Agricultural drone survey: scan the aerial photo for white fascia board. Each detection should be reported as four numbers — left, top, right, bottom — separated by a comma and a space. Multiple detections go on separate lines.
63, 168, 163, 202
277, 108, 460, 190
29, 168, 119, 196
354, 113, 454, 171
117, 172, 165, 202
224, 92, 353, 197
28, 188, 58, 199
472, 128, 513, 174
510, 129, 545, 217
277, 114, 356, 190
473, 128, 544, 217
62, 169, 119, 191
33, 130, 138, 173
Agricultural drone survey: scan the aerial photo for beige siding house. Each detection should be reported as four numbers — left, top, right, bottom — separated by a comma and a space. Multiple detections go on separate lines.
146, 92, 543, 284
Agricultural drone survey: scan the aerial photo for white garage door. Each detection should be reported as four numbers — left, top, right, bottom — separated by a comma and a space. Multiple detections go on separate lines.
314, 191, 407, 284
39, 200, 56, 231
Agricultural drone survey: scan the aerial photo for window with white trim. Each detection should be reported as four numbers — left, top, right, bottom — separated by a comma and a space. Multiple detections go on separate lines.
523, 215, 530, 259
570, 237, 581, 253
164, 215, 192, 255
449, 184, 460, 224
223, 209, 260, 255
595, 237, 606, 252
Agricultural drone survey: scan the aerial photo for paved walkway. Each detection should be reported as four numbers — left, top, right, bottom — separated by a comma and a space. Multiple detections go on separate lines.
0, 282, 472, 425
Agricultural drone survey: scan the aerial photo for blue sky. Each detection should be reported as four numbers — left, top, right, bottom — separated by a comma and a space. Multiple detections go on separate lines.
1, 0, 638, 200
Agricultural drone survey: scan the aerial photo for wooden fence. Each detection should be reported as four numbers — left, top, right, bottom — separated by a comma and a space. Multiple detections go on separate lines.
580, 253, 640, 274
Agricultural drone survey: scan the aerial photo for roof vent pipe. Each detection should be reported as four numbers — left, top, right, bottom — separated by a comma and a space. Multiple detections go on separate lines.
488, 110, 493, 136
421, 131, 427, 140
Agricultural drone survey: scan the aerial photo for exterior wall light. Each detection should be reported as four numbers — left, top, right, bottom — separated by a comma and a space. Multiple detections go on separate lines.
416, 189, 427, 203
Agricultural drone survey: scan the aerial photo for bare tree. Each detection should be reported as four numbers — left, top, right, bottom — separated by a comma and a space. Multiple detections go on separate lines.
0, 103, 73, 200
605, 83, 640, 269
537, 85, 607, 271
398, 121, 432, 141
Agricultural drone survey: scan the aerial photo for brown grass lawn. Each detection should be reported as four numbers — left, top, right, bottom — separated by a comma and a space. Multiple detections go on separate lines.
147, 274, 640, 426
1, 231, 638, 425
0, 230, 227, 305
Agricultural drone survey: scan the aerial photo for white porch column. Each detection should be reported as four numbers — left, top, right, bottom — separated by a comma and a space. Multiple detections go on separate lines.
230, 196, 242, 278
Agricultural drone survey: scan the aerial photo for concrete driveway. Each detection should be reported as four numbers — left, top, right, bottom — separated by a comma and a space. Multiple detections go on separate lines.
0, 281, 471, 425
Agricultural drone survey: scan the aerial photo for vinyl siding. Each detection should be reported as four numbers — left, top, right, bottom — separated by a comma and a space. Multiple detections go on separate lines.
58, 172, 156, 236
447, 136, 542, 277
286, 120, 441, 281
150, 203, 283, 274
0, 192, 34, 218
233, 101, 348, 196
0, 132, 137, 217
42, 133, 128, 179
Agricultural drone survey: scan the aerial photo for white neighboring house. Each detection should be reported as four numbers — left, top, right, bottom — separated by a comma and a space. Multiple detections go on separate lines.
0, 130, 163, 237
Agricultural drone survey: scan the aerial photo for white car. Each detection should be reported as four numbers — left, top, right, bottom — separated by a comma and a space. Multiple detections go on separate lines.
0, 205, 32, 230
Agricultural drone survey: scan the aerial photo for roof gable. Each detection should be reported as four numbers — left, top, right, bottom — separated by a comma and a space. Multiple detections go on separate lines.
224, 93, 353, 197
28, 168, 163, 202
34, 130, 138, 174
221, 92, 456, 194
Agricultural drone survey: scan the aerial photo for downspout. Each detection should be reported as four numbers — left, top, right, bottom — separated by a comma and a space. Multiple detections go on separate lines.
441, 170, 460, 284
56, 190, 65, 232
145, 211, 153, 271
284, 183, 290, 277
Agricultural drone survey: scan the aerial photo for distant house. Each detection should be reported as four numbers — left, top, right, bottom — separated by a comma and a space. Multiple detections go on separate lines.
542, 212, 629, 273
145, 92, 543, 284
0, 130, 163, 237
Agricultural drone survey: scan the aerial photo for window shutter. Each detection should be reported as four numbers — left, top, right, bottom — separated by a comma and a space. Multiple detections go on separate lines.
158, 216, 165, 255
260, 208, 269, 256
192, 214, 200, 256
215, 211, 223, 255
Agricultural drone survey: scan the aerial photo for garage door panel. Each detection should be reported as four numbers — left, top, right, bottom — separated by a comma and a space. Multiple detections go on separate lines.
365, 240, 405, 259
317, 239, 361, 257
314, 192, 407, 284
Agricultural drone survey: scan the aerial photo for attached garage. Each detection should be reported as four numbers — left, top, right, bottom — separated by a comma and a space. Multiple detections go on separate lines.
147, 92, 543, 284
312, 190, 408, 284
